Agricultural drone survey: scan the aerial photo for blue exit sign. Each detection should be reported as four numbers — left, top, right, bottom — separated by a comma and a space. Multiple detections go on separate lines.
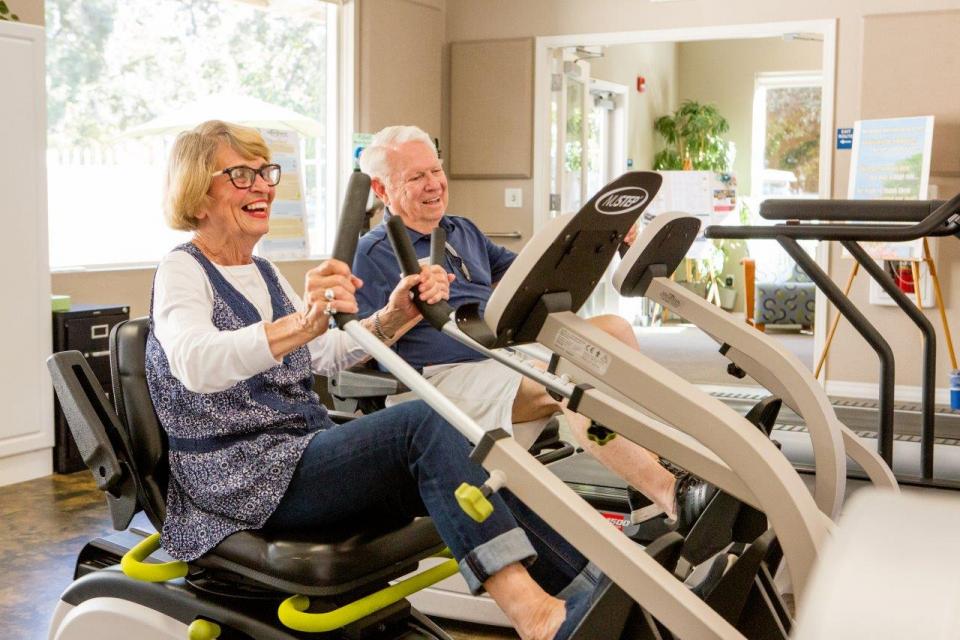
837, 128, 854, 150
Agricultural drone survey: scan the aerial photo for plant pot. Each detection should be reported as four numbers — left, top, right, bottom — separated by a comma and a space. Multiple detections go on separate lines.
718, 286, 738, 311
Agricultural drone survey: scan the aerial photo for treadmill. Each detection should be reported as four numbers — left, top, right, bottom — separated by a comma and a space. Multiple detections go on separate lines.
707, 195, 960, 489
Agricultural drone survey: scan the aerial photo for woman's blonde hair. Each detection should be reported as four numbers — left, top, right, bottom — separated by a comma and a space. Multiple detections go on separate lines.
163, 120, 271, 230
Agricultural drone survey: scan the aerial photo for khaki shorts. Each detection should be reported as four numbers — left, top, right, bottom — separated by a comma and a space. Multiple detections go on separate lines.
385, 359, 549, 449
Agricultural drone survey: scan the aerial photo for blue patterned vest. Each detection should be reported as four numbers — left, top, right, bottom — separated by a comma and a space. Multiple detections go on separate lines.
146, 243, 334, 560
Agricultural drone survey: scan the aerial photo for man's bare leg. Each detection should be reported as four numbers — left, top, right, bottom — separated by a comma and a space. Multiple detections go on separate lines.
510, 334, 680, 518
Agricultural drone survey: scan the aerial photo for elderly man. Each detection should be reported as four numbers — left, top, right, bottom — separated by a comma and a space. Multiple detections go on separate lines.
352, 125, 713, 528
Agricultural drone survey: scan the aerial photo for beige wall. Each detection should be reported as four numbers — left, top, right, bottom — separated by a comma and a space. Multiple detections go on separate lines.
443, 0, 960, 200
357, 0, 444, 135
444, 41, 681, 254
445, 0, 960, 393
7, 0, 42, 26
589, 42, 680, 172
825, 9, 960, 390
677, 37, 822, 196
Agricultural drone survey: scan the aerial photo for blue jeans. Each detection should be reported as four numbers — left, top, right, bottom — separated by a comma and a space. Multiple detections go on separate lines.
265, 400, 588, 595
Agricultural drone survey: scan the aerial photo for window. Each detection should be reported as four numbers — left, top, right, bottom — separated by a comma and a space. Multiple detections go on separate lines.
46, 0, 340, 269
751, 72, 822, 201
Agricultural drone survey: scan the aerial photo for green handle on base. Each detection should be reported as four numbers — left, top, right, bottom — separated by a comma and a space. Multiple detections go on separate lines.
278, 554, 458, 632
120, 532, 188, 582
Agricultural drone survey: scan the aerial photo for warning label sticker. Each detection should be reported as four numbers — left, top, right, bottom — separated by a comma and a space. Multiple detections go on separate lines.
554, 328, 611, 376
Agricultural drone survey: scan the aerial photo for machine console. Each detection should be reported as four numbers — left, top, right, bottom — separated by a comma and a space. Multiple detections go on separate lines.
613, 211, 701, 298
470, 171, 662, 347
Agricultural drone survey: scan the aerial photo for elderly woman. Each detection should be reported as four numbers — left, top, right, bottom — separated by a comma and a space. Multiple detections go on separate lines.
146, 120, 597, 640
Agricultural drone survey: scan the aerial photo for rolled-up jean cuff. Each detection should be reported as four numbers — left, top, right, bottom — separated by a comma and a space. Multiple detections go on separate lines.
459, 528, 537, 594
557, 561, 602, 600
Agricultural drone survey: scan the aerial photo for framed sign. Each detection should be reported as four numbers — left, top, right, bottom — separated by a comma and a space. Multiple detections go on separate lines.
847, 116, 936, 305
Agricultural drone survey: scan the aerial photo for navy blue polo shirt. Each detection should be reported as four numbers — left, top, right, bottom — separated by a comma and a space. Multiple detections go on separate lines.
353, 211, 516, 370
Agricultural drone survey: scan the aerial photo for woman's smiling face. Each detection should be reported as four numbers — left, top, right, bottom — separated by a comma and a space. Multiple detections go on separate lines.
198, 144, 276, 245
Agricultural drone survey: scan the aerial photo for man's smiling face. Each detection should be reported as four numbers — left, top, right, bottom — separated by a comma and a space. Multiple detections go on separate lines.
380, 140, 448, 233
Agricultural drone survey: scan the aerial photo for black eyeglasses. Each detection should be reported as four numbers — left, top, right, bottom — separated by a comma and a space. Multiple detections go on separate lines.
211, 164, 282, 189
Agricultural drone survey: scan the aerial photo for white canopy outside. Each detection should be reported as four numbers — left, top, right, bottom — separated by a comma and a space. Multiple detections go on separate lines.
120, 94, 324, 138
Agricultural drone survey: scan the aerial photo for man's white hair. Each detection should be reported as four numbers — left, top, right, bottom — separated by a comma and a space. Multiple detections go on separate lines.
358, 125, 438, 185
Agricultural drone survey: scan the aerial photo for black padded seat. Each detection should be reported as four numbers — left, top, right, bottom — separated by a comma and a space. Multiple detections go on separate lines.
110, 318, 445, 597
204, 518, 444, 596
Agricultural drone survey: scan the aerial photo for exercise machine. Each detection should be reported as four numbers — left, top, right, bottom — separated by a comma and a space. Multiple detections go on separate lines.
607, 211, 898, 515
47, 171, 828, 639
707, 195, 960, 488
379, 172, 833, 625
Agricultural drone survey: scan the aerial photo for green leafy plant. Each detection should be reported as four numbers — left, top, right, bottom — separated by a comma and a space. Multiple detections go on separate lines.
0, 1, 20, 21
653, 100, 733, 172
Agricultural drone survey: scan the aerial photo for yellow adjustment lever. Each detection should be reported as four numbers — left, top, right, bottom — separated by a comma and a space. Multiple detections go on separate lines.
587, 423, 617, 446
455, 483, 494, 522
187, 618, 221, 640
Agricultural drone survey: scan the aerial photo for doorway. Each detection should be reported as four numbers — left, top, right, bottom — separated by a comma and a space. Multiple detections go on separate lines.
534, 21, 837, 384
550, 48, 629, 316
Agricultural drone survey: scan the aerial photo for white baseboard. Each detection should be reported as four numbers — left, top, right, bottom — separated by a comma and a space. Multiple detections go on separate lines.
825, 380, 952, 406
0, 447, 52, 487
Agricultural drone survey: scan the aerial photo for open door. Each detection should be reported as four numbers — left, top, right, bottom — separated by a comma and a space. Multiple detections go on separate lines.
549, 48, 628, 316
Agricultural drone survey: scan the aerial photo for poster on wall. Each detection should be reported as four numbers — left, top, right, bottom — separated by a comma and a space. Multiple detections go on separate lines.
256, 128, 308, 260
846, 115, 936, 305
646, 171, 738, 258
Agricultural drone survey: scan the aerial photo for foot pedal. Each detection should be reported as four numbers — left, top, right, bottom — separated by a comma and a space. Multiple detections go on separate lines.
745, 396, 782, 438
686, 552, 735, 600
623, 487, 669, 544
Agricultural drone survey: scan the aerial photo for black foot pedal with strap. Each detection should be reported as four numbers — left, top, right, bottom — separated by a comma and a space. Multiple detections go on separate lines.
622, 487, 668, 545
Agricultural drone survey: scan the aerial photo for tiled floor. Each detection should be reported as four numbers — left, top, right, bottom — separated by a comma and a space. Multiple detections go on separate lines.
0, 471, 513, 640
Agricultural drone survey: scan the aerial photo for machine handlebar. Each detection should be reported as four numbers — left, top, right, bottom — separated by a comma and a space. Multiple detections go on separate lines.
386, 216, 455, 330
329, 172, 372, 329
707, 191, 960, 241
760, 198, 947, 222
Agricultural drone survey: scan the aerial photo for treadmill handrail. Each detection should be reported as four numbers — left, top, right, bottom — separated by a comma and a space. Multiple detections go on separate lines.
707, 190, 960, 241
759, 198, 946, 222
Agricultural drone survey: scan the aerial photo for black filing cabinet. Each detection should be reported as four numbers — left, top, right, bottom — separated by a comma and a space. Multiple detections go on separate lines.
52, 304, 130, 473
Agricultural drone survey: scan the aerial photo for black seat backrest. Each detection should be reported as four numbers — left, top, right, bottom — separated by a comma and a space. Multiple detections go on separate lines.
109, 317, 169, 530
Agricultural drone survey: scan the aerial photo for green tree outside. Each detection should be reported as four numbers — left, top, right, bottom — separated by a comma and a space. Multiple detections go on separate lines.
764, 86, 821, 194
46, 0, 328, 149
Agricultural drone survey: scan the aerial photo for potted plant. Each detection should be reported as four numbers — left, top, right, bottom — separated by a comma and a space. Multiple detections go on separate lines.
653, 100, 734, 172
675, 239, 742, 311
653, 101, 741, 311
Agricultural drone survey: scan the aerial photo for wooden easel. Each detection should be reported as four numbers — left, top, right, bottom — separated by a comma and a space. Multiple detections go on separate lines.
814, 238, 958, 377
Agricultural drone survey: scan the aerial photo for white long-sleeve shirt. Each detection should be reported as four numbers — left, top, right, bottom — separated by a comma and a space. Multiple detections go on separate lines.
152, 251, 368, 394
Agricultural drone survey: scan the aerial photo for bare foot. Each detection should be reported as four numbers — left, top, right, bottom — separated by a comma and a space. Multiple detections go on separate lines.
663, 476, 678, 521
515, 593, 566, 640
